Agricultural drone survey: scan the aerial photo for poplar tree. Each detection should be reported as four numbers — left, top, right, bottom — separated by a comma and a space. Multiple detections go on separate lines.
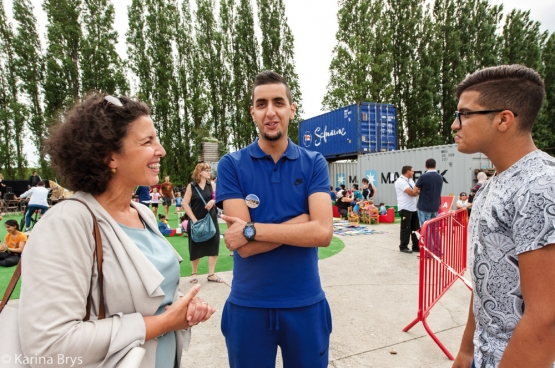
500, 9, 545, 72
535, 32, 555, 151
12, 0, 46, 173
42, 0, 82, 124
230, 0, 259, 149
144, 0, 180, 177
387, 0, 433, 148
81, 0, 128, 95
195, 0, 231, 146
175, 0, 207, 180
0, 0, 17, 176
0, 0, 26, 177
322, 0, 392, 111
126, 0, 153, 101
257, 0, 302, 142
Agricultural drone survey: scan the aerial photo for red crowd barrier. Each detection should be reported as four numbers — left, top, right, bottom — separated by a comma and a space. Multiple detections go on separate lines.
402, 209, 472, 360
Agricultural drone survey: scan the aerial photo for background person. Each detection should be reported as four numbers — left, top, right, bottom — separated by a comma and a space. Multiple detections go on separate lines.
394, 165, 420, 254
160, 176, 175, 218
19, 180, 50, 231
336, 190, 354, 219
28, 170, 41, 189
135, 185, 151, 206
150, 187, 161, 216
0, 173, 7, 198
182, 162, 222, 284
0, 219, 26, 267
451, 65, 555, 368
456, 192, 469, 209
415, 158, 443, 226
18, 93, 214, 367
467, 171, 488, 217
217, 70, 333, 367
361, 177, 376, 200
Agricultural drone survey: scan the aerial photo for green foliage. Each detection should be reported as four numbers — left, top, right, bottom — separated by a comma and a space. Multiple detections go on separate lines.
12, 0, 46, 174
0, 0, 27, 177
324, 0, 555, 150
535, 32, 555, 152
42, 0, 82, 121
257, 0, 302, 143
230, 0, 259, 149
80, 0, 128, 95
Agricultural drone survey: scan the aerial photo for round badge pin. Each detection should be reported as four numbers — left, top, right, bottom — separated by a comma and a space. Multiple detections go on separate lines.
245, 194, 260, 209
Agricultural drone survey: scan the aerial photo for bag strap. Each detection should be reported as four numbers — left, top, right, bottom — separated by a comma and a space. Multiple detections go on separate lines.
0, 198, 105, 321
65, 198, 105, 320
193, 184, 208, 206
0, 261, 21, 313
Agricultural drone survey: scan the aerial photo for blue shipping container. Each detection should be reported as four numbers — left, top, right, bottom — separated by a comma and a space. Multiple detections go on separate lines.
298, 102, 397, 159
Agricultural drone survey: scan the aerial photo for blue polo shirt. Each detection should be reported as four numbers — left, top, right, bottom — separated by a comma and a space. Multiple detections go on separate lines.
216, 138, 330, 308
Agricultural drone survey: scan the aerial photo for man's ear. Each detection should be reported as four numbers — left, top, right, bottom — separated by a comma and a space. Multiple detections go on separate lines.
496, 111, 517, 133
290, 103, 297, 120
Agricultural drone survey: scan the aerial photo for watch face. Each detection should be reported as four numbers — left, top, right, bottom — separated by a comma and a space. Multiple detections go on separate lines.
244, 227, 255, 238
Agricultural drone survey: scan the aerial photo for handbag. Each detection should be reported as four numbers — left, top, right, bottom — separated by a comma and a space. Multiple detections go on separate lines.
190, 183, 217, 243
0, 198, 143, 368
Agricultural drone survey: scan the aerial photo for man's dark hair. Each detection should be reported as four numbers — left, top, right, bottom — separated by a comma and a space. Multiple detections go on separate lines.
44, 93, 150, 195
401, 165, 413, 175
37, 181, 45, 186
425, 159, 436, 169
456, 64, 545, 133
252, 70, 292, 104
340, 184, 346, 189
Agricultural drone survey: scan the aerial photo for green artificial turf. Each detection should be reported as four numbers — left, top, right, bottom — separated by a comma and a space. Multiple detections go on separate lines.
0, 206, 345, 300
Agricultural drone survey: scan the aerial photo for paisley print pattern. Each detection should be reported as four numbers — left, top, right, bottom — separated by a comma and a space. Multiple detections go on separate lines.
470, 150, 555, 367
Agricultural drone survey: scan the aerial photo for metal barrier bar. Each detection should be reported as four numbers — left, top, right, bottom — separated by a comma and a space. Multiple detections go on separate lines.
402, 209, 471, 360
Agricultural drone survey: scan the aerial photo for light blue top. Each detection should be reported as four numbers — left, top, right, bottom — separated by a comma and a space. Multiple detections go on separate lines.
118, 222, 180, 368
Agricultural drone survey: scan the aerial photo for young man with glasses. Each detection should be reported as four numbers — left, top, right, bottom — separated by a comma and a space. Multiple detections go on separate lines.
451, 65, 555, 368
216, 70, 333, 367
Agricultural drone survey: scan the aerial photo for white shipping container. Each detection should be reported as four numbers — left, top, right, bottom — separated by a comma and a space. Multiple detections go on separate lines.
328, 144, 492, 209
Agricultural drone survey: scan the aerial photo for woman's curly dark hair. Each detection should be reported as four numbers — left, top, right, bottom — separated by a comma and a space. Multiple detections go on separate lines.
44, 93, 150, 195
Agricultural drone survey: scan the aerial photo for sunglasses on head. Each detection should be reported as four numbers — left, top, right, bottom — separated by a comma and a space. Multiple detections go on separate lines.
103, 95, 123, 109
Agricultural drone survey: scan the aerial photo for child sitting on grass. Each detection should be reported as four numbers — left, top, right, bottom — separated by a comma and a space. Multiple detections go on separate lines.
157, 214, 172, 235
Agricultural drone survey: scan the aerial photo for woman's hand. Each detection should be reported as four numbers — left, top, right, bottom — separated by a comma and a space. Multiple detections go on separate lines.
162, 285, 215, 330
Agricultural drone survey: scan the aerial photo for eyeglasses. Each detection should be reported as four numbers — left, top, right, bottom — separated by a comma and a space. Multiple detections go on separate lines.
103, 95, 123, 109
203, 169, 211, 172
454, 109, 518, 127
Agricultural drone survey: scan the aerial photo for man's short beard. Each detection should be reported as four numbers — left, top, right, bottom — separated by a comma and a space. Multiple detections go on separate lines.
263, 131, 283, 141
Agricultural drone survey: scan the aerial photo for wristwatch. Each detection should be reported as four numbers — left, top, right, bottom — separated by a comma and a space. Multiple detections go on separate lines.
243, 222, 256, 241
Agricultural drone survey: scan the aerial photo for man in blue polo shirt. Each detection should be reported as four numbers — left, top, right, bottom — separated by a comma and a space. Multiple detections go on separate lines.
217, 70, 333, 368
415, 158, 443, 226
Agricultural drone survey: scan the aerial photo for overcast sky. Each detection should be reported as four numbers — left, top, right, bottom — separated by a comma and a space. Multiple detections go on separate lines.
3, 0, 555, 165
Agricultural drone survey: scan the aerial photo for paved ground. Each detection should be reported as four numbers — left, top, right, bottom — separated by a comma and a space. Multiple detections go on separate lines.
179, 222, 472, 368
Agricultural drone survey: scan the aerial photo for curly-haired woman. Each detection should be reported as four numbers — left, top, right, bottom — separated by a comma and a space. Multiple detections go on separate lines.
18, 93, 215, 367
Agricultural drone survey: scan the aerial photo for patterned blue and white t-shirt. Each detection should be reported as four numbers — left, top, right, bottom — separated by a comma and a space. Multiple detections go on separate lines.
469, 150, 555, 367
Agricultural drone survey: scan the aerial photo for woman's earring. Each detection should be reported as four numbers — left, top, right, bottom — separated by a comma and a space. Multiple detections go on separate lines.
111, 168, 116, 173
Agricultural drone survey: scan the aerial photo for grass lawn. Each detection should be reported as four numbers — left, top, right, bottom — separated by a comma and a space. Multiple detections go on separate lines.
0, 206, 345, 300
